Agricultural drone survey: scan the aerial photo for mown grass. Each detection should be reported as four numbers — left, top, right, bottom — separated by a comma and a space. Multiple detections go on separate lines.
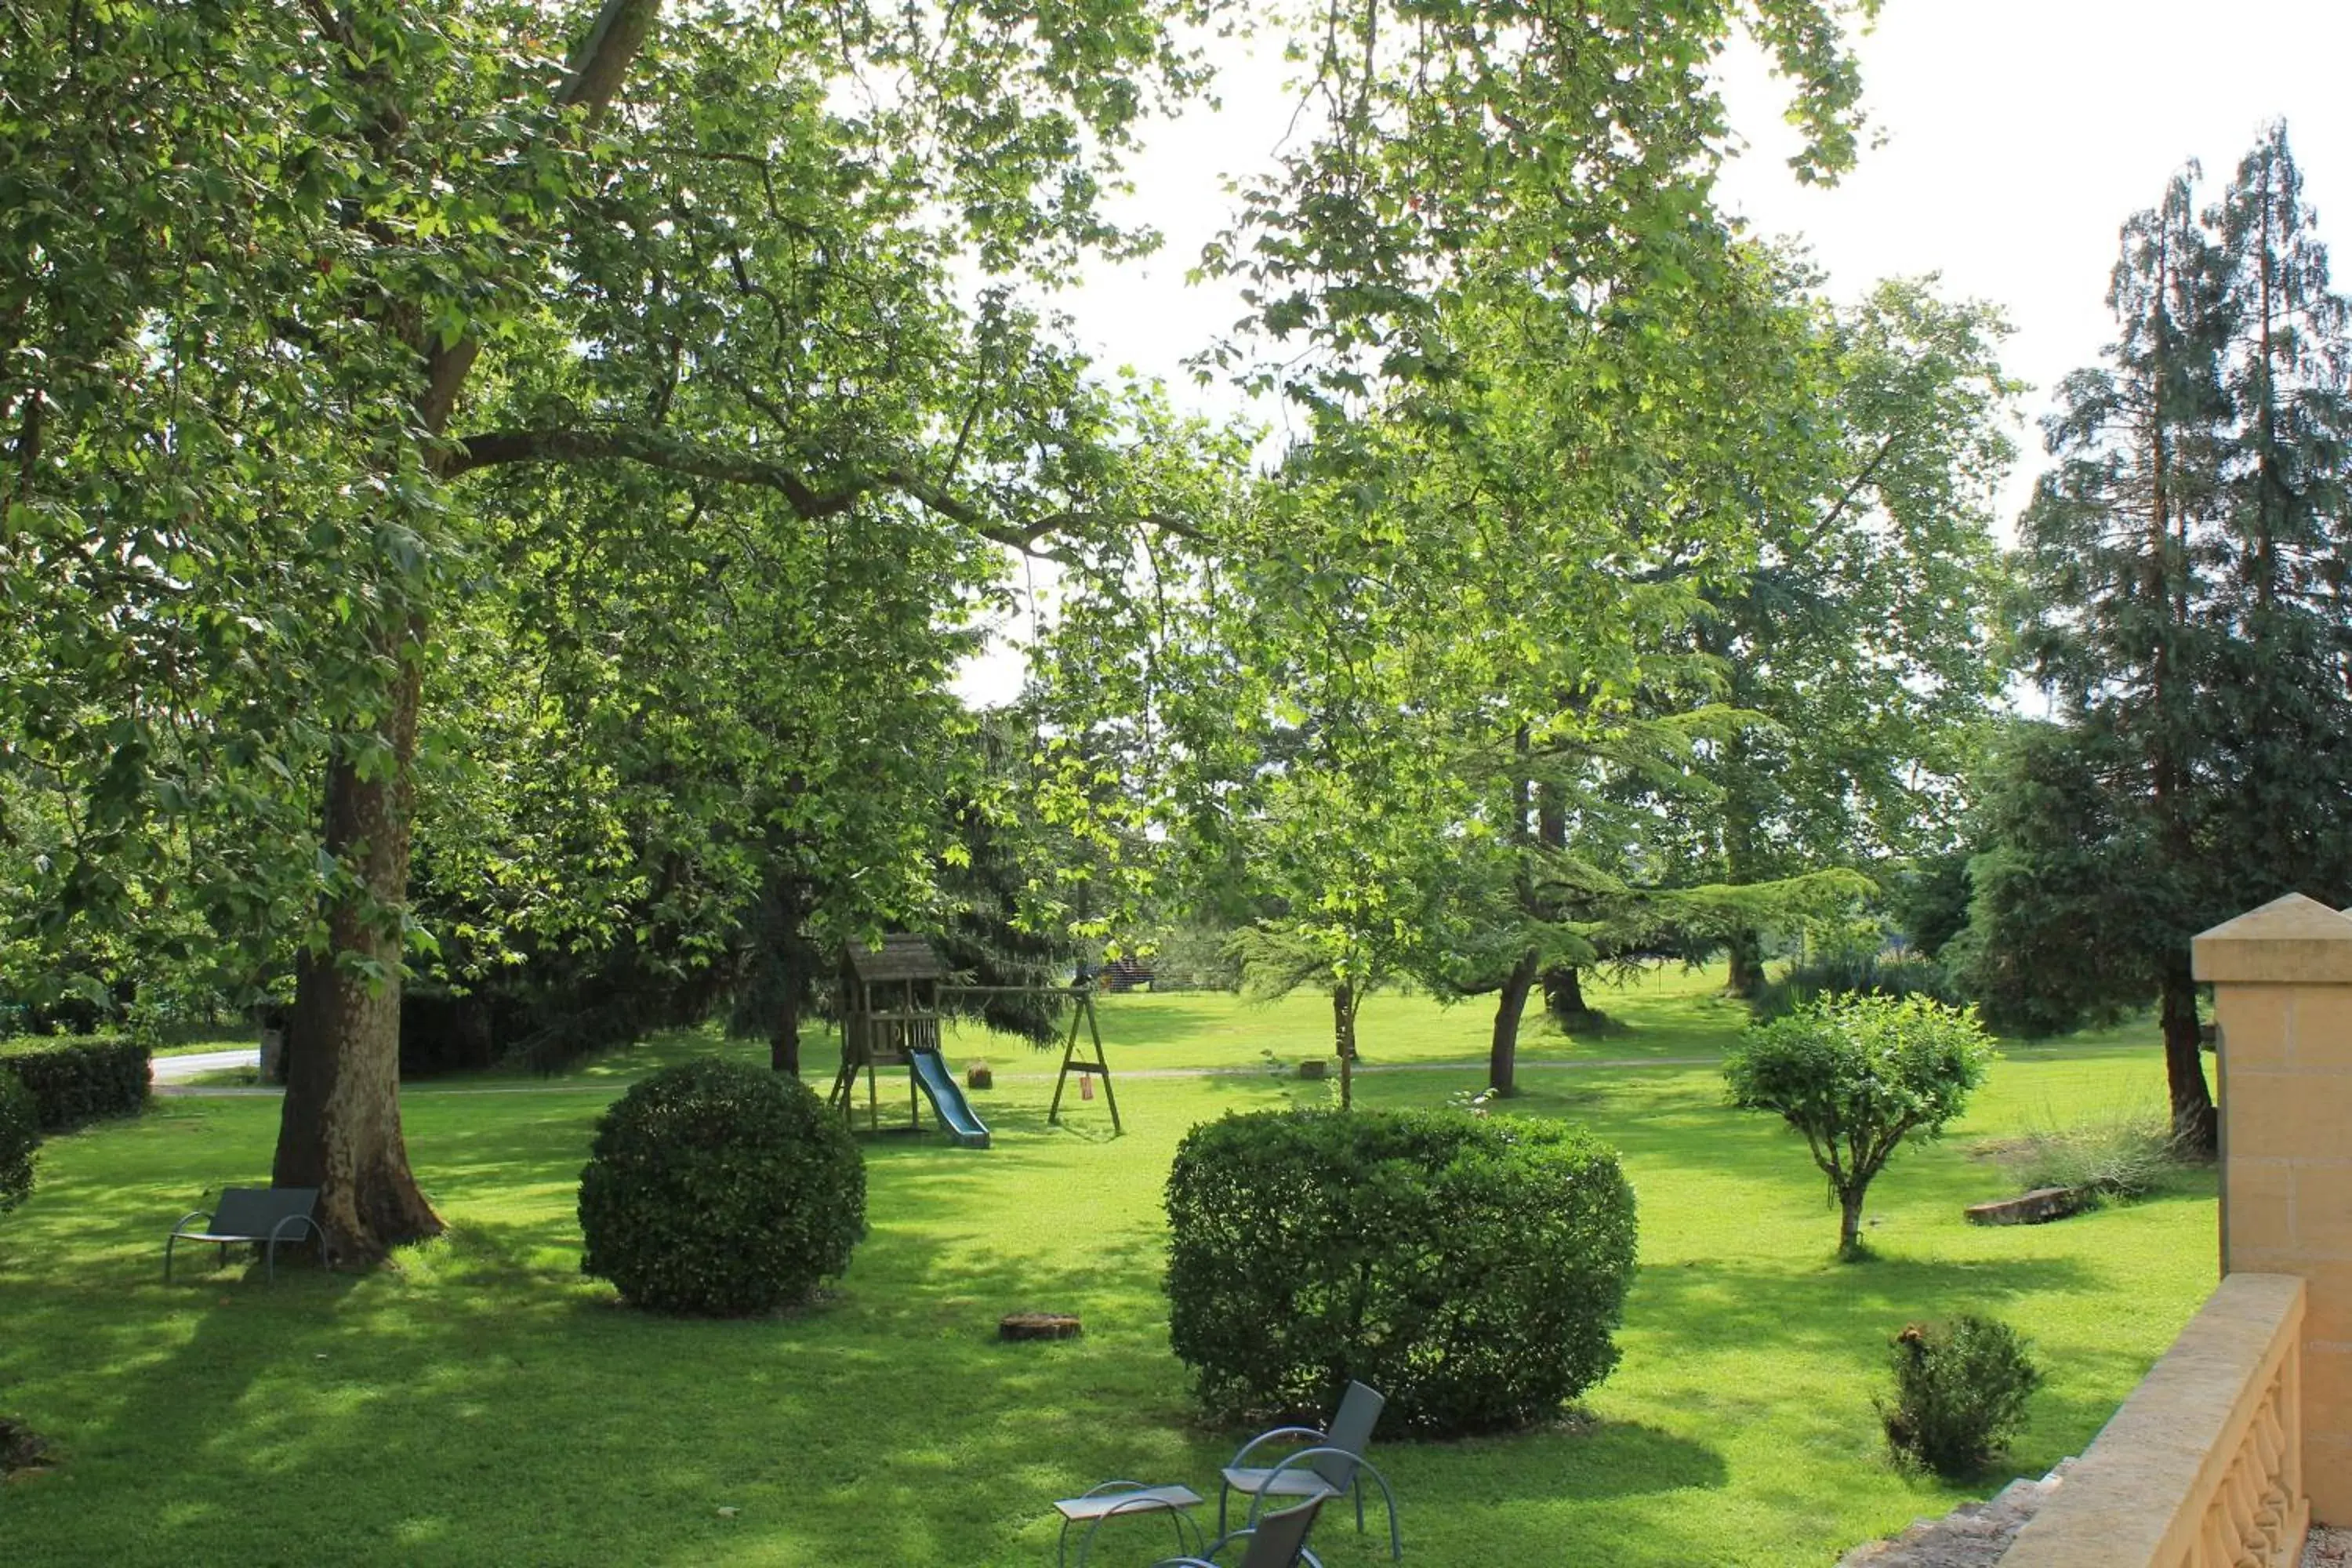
0, 970, 2215, 1566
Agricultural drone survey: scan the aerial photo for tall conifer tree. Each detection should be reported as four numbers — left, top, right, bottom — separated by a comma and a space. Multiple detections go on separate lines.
2206, 125, 2352, 892
1975, 128, 2352, 1154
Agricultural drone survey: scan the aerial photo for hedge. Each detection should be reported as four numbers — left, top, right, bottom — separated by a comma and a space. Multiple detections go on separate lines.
0, 1038, 151, 1130
0, 1069, 36, 1214
1165, 1108, 1639, 1436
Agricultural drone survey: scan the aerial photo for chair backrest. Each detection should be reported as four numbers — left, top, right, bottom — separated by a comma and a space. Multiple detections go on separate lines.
211, 1187, 318, 1238
1309, 1381, 1384, 1489
1240, 1498, 1323, 1568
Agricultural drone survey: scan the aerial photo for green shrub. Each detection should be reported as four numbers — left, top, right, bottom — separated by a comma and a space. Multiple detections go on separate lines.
1879, 1315, 2044, 1476
1164, 1109, 1639, 1436
0, 1069, 37, 1214
1996, 1104, 2183, 1200
578, 1059, 866, 1316
1751, 951, 1963, 1022
0, 1037, 149, 1130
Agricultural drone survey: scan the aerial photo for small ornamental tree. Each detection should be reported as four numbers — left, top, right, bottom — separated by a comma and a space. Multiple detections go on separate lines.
579, 1059, 865, 1316
1725, 994, 1994, 1258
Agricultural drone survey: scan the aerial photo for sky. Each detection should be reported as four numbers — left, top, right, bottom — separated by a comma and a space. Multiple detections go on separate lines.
961, 1, 2352, 701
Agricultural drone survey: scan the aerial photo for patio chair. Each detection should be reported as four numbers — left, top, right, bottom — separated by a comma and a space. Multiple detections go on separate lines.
1218, 1380, 1401, 1559
1150, 1497, 1327, 1568
165, 1186, 328, 1284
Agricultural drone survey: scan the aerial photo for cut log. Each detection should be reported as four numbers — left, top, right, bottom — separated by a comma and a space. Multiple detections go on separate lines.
1965, 1187, 2089, 1226
999, 1312, 1082, 1341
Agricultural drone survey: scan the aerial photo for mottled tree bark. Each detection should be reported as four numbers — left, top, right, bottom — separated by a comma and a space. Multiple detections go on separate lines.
272, 0, 663, 1262
278, 655, 441, 1258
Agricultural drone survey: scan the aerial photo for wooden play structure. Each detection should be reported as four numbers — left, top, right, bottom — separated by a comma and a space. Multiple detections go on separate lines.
829, 935, 1121, 1142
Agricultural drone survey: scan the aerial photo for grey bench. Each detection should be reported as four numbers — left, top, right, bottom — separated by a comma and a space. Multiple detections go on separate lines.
1054, 1483, 1206, 1567
165, 1187, 328, 1284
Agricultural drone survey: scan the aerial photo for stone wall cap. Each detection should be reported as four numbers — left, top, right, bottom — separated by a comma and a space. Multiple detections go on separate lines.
2193, 893, 2352, 984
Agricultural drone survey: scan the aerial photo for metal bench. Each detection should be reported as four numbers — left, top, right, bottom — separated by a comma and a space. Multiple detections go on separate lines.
1054, 1482, 1207, 1567
165, 1187, 328, 1284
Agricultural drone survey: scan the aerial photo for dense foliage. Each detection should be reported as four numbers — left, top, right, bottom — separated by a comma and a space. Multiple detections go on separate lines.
578, 1059, 865, 1316
1750, 950, 1964, 1022
1725, 994, 1993, 1257
0, 1038, 149, 1131
1163, 1109, 1638, 1436
0, 1069, 36, 1214
1973, 123, 2352, 1152
1879, 1316, 2044, 1478
2, 0, 1892, 1253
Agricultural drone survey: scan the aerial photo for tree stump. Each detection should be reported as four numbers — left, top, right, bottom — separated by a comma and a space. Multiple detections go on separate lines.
999, 1312, 1082, 1341
966, 1064, 993, 1091
1298, 1058, 1330, 1080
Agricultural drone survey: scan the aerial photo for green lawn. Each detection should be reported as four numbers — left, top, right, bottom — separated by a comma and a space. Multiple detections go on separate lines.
0, 972, 2216, 1566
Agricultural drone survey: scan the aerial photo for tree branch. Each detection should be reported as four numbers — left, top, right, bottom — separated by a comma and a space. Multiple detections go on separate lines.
418, 0, 662, 437
445, 426, 1200, 557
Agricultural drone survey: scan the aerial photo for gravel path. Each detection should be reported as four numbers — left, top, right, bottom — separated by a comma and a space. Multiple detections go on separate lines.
149, 1048, 260, 1084
151, 1052, 1718, 1098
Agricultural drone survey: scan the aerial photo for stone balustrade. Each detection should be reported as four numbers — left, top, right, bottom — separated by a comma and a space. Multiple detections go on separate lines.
1992, 892, 2352, 1568
1997, 1272, 2306, 1567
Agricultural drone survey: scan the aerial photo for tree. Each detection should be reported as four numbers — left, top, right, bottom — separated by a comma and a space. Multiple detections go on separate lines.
4, 0, 1225, 1257
1724, 993, 1993, 1258
1983, 128, 2352, 1153
5, 0, 1886, 1254
1682, 278, 2015, 996
2203, 125, 2352, 899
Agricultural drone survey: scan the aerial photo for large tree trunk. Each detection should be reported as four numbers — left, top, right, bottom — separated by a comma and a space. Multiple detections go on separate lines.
1332, 982, 1357, 1111
771, 974, 802, 1076
1489, 950, 1538, 1096
1725, 927, 1767, 999
269, 0, 660, 1264
2160, 959, 2218, 1157
276, 655, 441, 1259
1543, 963, 1603, 1031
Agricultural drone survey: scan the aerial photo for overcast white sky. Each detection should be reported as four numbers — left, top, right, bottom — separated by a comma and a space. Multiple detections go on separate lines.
964, 2, 2352, 700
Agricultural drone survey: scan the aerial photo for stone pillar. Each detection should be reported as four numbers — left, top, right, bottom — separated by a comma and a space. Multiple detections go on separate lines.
2194, 891, 2352, 1524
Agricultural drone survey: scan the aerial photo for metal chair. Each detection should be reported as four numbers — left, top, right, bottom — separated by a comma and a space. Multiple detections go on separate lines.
1150, 1497, 1326, 1568
1218, 1381, 1401, 1559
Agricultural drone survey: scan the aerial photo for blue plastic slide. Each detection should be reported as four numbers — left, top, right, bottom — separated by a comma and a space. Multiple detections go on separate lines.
907, 1048, 991, 1149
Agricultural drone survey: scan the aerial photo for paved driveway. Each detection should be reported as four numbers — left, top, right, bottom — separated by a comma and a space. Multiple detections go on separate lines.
151, 1047, 260, 1084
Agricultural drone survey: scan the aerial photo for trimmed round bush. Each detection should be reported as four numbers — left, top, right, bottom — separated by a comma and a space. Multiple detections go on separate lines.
0, 1069, 37, 1214
1165, 1108, 1638, 1436
579, 1059, 865, 1316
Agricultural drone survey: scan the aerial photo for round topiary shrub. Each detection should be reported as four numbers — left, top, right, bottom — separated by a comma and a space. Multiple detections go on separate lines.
1165, 1108, 1639, 1436
0, 1069, 37, 1214
579, 1059, 866, 1316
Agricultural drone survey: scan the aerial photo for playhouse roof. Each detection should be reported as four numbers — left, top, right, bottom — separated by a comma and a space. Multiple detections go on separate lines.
844, 934, 946, 985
